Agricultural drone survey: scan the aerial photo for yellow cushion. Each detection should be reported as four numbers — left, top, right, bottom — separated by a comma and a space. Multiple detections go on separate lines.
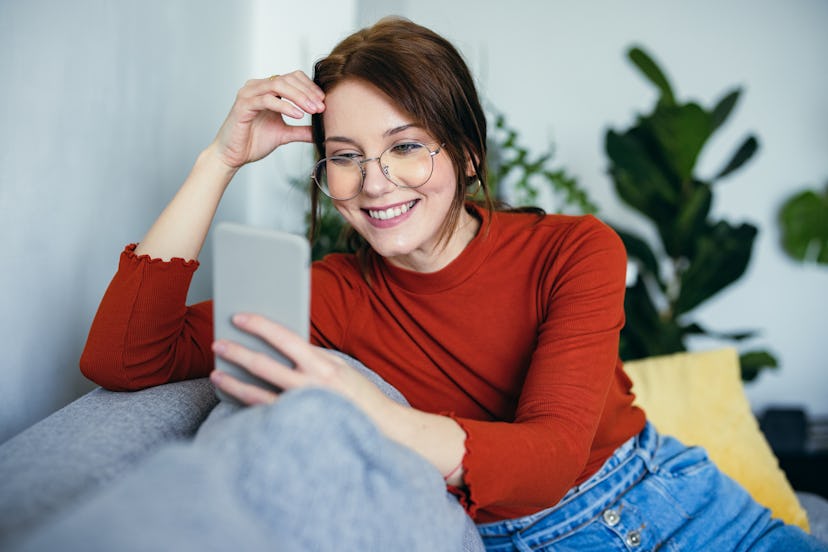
624, 348, 810, 531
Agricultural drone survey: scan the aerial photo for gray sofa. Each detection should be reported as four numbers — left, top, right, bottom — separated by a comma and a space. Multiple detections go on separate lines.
0, 379, 219, 546
1, 378, 827, 549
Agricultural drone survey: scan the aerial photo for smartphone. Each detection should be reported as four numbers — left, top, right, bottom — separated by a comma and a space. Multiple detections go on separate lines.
212, 222, 310, 404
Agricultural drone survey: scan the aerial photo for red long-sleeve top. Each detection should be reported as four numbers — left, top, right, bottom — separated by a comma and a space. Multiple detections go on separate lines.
80, 204, 645, 523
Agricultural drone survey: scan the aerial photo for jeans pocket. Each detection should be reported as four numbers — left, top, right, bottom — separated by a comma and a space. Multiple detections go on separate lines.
650, 434, 713, 477
641, 436, 719, 520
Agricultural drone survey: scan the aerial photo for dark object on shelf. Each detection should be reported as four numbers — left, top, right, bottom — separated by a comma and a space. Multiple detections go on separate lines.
760, 408, 807, 454
760, 408, 828, 499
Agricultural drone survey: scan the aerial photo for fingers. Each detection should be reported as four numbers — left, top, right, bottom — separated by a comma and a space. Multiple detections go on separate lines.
212, 336, 307, 391
241, 70, 325, 116
210, 369, 279, 405
211, 313, 339, 406
232, 313, 324, 372
273, 70, 325, 108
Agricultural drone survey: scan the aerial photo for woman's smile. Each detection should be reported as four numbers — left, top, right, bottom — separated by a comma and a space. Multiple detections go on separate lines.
364, 199, 419, 225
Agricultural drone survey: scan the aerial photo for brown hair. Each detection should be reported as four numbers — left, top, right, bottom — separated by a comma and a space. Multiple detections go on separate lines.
309, 17, 494, 255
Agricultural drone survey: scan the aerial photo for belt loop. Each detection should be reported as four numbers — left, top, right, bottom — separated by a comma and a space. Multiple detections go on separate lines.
510, 531, 534, 552
634, 422, 659, 471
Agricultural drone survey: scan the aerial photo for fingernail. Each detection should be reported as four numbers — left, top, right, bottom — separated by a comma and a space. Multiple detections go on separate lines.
213, 341, 227, 354
233, 313, 248, 325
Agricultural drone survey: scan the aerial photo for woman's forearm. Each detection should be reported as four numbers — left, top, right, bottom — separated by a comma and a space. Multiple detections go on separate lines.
134, 144, 238, 261
377, 401, 467, 486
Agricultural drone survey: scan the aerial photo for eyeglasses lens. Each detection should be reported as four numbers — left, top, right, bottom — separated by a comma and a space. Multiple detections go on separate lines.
313, 143, 436, 200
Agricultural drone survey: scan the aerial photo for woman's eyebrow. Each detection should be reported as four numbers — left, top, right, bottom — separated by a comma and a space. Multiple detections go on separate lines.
324, 136, 358, 145
324, 124, 423, 145
384, 123, 420, 136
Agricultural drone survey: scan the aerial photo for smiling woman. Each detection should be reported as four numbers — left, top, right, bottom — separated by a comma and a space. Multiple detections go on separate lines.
315, 78, 478, 271
75, 16, 827, 552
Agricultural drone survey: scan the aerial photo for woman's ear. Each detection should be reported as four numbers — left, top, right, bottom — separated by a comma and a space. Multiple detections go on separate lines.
464, 150, 479, 178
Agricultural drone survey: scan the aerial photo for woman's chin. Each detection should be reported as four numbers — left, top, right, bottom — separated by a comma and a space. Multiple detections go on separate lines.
368, 241, 415, 261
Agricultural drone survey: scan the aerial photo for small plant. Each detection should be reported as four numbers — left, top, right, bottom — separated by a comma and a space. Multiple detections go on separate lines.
487, 107, 597, 214
605, 46, 777, 381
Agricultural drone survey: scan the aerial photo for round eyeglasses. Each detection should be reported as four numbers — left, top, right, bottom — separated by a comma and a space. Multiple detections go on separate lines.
311, 142, 444, 200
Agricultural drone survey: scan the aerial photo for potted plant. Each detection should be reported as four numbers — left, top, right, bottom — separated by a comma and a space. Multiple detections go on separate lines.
605, 46, 776, 381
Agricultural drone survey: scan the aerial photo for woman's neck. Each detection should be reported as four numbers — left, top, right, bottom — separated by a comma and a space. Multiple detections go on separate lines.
385, 207, 481, 273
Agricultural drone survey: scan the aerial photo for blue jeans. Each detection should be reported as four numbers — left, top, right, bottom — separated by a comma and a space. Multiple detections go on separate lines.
477, 422, 826, 551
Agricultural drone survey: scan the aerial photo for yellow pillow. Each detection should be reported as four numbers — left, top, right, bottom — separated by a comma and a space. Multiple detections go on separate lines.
624, 348, 810, 531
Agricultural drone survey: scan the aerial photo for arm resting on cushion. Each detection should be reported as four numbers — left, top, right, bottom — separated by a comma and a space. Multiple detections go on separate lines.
0, 378, 218, 543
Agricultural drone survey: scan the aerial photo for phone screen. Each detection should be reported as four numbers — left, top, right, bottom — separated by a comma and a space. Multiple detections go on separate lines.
212, 222, 310, 404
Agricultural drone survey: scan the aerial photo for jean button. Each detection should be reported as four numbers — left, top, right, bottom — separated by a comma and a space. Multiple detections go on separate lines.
602, 508, 620, 526
625, 530, 642, 547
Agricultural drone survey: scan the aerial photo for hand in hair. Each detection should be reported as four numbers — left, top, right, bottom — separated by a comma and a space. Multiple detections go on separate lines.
212, 70, 326, 170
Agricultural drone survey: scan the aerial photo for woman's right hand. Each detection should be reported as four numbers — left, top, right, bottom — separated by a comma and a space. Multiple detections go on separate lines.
210, 71, 325, 170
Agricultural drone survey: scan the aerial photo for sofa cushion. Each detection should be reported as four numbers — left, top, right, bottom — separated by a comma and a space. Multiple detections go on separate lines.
0, 378, 218, 545
624, 348, 809, 531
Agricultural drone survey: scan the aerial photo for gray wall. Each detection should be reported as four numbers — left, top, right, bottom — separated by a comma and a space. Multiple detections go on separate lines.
0, 0, 354, 442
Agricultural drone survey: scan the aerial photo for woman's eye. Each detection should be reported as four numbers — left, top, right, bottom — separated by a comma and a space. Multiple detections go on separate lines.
390, 142, 425, 156
329, 152, 361, 161
329, 156, 355, 167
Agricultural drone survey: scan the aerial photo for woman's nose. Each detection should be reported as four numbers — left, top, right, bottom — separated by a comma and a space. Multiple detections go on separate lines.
360, 158, 395, 197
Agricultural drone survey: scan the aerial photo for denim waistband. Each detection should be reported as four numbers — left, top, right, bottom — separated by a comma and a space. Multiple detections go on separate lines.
477, 421, 657, 546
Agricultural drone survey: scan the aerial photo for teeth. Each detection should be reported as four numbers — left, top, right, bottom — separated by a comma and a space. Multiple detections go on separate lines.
368, 200, 416, 221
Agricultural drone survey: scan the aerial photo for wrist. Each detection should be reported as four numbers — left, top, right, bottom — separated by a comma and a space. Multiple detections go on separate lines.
374, 400, 466, 482
198, 143, 241, 182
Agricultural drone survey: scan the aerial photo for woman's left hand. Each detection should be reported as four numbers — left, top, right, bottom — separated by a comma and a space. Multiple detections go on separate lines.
211, 313, 468, 485
210, 313, 392, 418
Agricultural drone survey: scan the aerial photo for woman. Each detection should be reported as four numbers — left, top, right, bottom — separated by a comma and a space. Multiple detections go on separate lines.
80, 17, 825, 551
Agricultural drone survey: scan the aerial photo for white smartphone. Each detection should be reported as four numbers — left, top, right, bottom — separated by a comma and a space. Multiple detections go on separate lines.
213, 222, 310, 404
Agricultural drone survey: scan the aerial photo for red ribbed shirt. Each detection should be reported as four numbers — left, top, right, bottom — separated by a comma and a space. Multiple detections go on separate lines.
80, 204, 645, 522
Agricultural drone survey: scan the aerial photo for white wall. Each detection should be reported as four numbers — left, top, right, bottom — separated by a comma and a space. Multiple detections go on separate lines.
363, 1, 828, 416
0, 0, 355, 443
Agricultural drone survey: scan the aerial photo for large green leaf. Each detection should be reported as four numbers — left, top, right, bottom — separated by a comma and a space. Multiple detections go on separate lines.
666, 182, 712, 258
620, 277, 684, 360
644, 103, 712, 183
606, 129, 678, 222
710, 88, 742, 133
619, 278, 660, 360
614, 228, 665, 290
674, 221, 757, 314
779, 184, 828, 264
628, 47, 676, 106
683, 322, 755, 341
715, 135, 759, 180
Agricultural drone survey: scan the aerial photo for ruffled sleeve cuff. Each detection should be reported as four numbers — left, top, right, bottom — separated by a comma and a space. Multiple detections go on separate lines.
122, 243, 200, 270
442, 412, 480, 518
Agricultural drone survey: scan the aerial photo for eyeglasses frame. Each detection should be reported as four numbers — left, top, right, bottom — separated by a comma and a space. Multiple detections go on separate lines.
311, 141, 445, 201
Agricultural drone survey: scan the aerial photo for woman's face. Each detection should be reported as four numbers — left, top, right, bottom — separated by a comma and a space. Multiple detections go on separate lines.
322, 78, 476, 273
